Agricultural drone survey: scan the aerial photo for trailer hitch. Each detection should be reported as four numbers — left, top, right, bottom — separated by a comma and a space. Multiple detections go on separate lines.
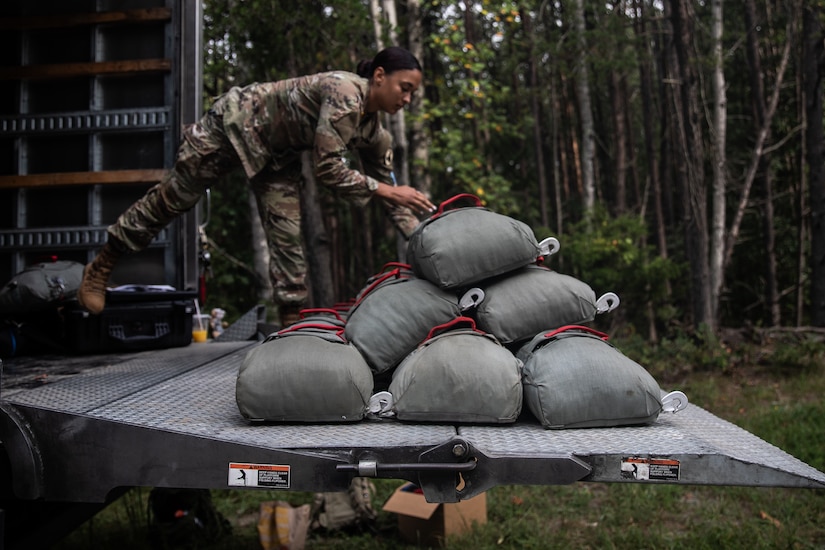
336, 437, 591, 503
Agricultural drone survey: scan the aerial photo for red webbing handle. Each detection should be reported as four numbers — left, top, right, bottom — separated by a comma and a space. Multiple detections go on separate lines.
276, 322, 345, 339
352, 268, 407, 307
425, 316, 481, 341
432, 193, 483, 218
543, 325, 609, 341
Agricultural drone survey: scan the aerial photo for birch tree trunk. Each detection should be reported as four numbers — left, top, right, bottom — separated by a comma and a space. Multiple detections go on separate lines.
572, 0, 596, 213
407, 0, 432, 198
370, 0, 410, 186
381, 0, 411, 187
709, 0, 727, 325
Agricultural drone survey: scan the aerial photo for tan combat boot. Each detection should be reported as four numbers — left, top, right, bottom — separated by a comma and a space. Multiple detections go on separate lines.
77, 242, 123, 314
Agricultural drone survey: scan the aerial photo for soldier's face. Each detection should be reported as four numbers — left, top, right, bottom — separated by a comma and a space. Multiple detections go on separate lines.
373, 68, 422, 114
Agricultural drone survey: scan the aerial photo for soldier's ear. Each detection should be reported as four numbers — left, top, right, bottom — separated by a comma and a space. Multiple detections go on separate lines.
372, 66, 386, 86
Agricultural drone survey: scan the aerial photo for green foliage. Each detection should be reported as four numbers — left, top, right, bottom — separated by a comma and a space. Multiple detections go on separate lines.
554, 209, 682, 335
197, 0, 822, 336
423, 2, 535, 215
763, 336, 825, 375
202, 172, 261, 321
615, 328, 735, 379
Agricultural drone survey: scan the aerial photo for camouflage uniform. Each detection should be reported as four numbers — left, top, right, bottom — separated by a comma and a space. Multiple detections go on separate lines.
108, 71, 419, 307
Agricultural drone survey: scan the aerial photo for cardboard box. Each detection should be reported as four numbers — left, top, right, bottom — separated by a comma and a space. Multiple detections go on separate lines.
382, 482, 487, 546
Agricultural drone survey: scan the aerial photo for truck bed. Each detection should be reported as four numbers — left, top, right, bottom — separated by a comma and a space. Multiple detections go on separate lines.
2, 314, 824, 511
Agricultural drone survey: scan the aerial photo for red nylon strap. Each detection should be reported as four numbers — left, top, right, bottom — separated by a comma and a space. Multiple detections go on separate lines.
298, 308, 344, 323
425, 316, 480, 341
379, 261, 412, 272
433, 193, 482, 218
543, 325, 609, 341
276, 322, 345, 339
352, 267, 406, 307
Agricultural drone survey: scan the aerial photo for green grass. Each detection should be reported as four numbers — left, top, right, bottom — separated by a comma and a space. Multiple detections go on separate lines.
54, 335, 825, 549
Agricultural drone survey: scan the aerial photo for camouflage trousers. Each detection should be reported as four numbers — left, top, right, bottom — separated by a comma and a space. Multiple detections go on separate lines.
108, 109, 308, 307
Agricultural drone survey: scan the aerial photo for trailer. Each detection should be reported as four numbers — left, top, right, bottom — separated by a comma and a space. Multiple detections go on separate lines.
1, 306, 824, 549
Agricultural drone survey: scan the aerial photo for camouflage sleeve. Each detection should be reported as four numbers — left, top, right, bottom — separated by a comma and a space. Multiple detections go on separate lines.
217, 85, 271, 179
359, 128, 420, 239
313, 97, 377, 206
385, 203, 421, 239
359, 127, 393, 184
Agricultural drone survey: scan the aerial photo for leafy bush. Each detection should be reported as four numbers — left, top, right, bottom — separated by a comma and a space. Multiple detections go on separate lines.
549, 209, 682, 337
762, 336, 825, 375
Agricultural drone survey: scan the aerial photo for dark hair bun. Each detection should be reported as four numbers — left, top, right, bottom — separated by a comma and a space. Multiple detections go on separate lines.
356, 60, 373, 78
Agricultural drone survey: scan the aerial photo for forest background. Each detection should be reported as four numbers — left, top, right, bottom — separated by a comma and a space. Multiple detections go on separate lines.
52, 2, 825, 547
199, 0, 825, 344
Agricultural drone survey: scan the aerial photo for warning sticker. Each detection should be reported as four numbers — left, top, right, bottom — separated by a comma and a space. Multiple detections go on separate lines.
228, 462, 290, 488
621, 457, 680, 481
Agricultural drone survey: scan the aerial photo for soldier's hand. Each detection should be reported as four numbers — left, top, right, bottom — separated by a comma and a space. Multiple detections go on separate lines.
375, 182, 436, 215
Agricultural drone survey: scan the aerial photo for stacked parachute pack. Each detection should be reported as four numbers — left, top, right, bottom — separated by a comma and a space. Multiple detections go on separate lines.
236, 194, 687, 428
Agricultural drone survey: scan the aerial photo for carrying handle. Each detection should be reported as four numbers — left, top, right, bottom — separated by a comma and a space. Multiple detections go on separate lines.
378, 261, 412, 273
543, 324, 609, 341
298, 308, 345, 323
425, 316, 481, 341
595, 292, 620, 314
433, 193, 483, 219
538, 237, 561, 257
352, 267, 405, 307
273, 322, 346, 339
661, 390, 689, 413
458, 288, 485, 311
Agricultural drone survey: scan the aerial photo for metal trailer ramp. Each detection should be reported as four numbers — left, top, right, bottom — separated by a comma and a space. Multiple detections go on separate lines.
1, 340, 823, 508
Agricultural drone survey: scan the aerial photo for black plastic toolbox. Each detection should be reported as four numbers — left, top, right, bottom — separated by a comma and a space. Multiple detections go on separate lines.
64, 288, 197, 353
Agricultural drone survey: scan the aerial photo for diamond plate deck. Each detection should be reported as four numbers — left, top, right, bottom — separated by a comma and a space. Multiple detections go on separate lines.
2, 338, 824, 497
3, 341, 456, 449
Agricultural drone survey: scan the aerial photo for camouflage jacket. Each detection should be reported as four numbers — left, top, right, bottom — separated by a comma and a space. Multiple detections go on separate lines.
217, 72, 392, 206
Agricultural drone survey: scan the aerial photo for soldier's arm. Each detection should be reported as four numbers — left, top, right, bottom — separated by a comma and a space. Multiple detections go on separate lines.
313, 93, 377, 205
360, 128, 434, 225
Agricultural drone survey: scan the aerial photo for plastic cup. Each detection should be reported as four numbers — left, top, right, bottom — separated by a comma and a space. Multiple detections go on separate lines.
192, 314, 210, 343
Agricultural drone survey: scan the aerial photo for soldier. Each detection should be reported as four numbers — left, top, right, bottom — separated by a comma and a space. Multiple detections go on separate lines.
77, 46, 435, 326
